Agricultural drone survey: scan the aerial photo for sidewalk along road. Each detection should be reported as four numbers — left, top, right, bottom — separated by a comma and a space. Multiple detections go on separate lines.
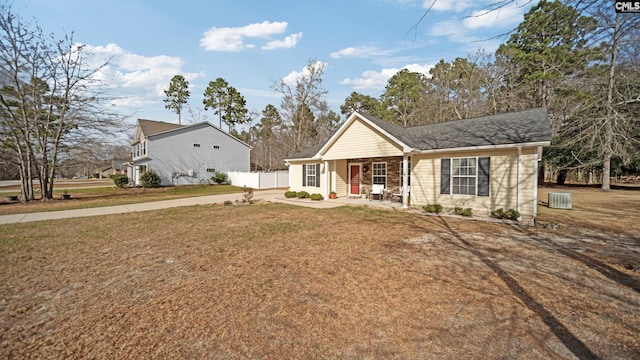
0, 189, 344, 225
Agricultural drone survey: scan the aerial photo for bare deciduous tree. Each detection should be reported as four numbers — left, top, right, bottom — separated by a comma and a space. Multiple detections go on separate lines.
272, 59, 329, 154
0, 4, 127, 201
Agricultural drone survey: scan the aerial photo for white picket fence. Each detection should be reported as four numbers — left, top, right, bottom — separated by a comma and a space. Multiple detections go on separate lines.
227, 170, 288, 189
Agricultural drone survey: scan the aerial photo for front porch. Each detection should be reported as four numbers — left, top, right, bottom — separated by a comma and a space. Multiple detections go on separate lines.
327, 156, 410, 208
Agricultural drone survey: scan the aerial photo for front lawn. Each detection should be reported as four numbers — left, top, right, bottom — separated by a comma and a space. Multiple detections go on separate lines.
0, 184, 243, 215
0, 202, 637, 358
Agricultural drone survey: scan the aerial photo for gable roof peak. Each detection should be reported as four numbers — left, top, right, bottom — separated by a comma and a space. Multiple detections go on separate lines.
137, 118, 184, 137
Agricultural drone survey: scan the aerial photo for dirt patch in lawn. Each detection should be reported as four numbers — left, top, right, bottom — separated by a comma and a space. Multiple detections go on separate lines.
0, 204, 638, 359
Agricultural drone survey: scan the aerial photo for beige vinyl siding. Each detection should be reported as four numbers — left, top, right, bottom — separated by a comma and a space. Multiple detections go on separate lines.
322, 119, 403, 160
411, 147, 538, 217
288, 161, 326, 194
334, 159, 348, 197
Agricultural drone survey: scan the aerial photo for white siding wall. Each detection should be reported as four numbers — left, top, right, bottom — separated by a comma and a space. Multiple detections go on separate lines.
289, 162, 326, 195
145, 124, 250, 185
334, 159, 348, 197
411, 147, 538, 217
322, 119, 402, 160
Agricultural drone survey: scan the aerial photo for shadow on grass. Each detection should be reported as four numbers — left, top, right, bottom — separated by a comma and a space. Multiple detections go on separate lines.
429, 215, 600, 360
510, 226, 640, 294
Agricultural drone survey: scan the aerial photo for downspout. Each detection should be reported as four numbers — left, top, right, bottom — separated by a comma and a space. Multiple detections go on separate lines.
533, 147, 539, 219
402, 155, 409, 209
517, 147, 522, 218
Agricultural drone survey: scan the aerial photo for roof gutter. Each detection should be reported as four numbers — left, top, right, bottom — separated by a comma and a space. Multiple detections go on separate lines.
411, 141, 551, 155
283, 157, 318, 163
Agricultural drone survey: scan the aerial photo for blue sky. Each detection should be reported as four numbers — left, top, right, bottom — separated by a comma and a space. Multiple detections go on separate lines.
15, 0, 538, 127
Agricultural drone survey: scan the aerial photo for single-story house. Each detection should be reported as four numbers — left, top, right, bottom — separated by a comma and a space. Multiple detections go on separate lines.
98, 160, 128, 178
284, 108, 552, 220
127, 119, 251, 186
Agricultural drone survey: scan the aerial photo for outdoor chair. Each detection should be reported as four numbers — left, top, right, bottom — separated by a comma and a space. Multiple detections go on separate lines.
391, 188, 402, 202
369, 184, 384, 201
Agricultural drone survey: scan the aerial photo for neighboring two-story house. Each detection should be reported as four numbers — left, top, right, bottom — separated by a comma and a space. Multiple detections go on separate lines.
128, 119, 251, 186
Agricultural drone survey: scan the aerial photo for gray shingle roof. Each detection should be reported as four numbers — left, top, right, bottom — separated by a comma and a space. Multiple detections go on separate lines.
405, 107, 551, 150
289, 142, 325, 160
288, 108, 550, 159
138, 119, 184, 136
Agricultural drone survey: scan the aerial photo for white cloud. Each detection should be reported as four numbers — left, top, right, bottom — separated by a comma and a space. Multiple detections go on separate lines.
330, 46, 395, 59
340, 63, 434, 91
426, 0, 475, 12
463, 2, 525, 29
200, 21, 301, 52
262, 32, 303, 50
282, 61, 327, 87
429, 19, 469, 41
81, 43, 203, 111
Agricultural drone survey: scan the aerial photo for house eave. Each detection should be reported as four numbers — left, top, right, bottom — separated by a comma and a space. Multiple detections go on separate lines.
145, 121, 253, 150
412, 141, 551, 155
283, 157, 319, 163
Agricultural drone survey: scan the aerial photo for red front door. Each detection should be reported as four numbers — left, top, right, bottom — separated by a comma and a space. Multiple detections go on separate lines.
350, 165, 360, 195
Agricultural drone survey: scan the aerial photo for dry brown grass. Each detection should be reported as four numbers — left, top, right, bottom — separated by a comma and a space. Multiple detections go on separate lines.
0, 200, 638, 359
537, 185, 640, 236
0, 183, 242, 215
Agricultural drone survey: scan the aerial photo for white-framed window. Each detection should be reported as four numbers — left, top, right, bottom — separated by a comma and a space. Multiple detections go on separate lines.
306, 164, 317, 187
452, 158, 477, 195
372, 162, 387, 187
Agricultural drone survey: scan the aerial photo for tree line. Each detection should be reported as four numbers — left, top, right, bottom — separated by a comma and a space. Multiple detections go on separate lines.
236, 0, 638, 191
2, 0, 638, 202
167, 1, 638, 191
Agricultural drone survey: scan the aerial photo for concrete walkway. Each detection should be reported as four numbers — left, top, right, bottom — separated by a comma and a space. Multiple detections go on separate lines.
0, 189, 346, 225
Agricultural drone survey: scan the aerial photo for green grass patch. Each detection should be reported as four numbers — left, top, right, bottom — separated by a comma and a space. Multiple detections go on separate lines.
0, 184, 243, 215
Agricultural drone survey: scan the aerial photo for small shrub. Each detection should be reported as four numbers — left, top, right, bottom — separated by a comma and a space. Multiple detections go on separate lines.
111, 174, 129, 188
296, 191, 309, 199
505, 209, 520, 220
223, 200, 232, 206
140, 170, 161, 188
491, 208, 506, 219
284, 191, 297, 198
243, 186, 254, 203
423, 204, 443, 213
211, 171, 229, 184
454, 207, 473, 217
491, 208, 520, 221
309, 193, 323, 201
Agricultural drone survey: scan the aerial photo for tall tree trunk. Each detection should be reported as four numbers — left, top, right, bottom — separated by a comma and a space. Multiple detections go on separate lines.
602, 12, 620, 192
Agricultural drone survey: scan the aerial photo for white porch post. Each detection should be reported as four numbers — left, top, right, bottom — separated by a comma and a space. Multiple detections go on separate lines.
332, 160, 337, 194
402, 155, 409, 209
324, 160, 330, 199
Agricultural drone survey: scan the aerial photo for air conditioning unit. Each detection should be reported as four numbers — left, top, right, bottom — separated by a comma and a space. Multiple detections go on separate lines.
548, 192, 572, 209
187, 170, 194, 177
